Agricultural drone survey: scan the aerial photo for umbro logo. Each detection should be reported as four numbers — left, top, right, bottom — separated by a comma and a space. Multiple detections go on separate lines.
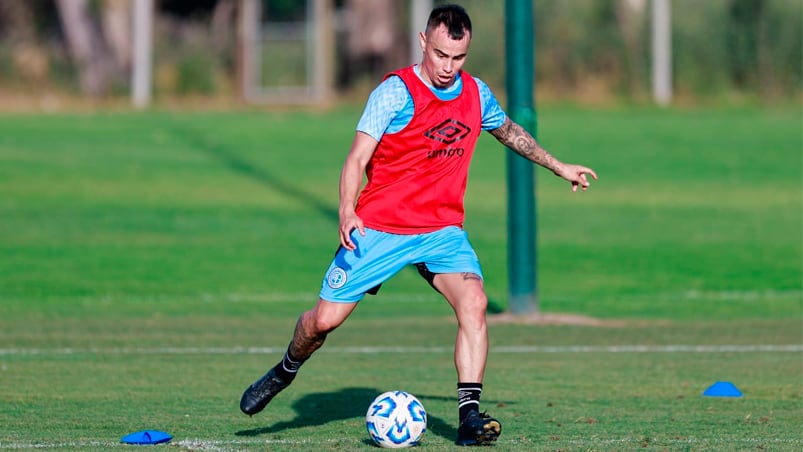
424, 119, 471, 145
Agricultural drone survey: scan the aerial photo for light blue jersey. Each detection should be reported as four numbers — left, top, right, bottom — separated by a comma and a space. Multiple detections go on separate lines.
356, 65, 507, 141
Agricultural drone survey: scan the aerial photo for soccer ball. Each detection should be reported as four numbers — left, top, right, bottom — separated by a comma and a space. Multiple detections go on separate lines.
365, 390, 427, 448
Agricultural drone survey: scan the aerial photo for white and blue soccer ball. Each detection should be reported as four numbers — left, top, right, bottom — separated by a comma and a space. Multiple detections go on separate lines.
366, 390, 427, 448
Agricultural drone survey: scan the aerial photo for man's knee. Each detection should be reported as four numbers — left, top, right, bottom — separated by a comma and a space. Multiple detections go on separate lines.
463, 286, 488, 311
453, 291, 489, 326
303, 308, 347, 335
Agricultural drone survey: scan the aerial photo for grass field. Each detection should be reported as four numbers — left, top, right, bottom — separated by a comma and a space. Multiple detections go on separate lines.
0, 106, 800, 451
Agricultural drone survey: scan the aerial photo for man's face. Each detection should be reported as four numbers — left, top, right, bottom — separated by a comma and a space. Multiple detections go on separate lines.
418, 24, 470, 89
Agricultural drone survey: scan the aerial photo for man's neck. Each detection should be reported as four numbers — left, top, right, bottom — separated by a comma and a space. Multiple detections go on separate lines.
413, 64, 461, 93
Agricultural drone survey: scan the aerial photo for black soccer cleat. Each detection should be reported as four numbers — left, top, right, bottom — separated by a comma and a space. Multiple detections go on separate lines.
239, 368, 290, 416
455, 410, 502, 446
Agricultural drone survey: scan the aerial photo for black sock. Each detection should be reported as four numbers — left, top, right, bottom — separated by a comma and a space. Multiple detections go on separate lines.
273, 347, 305, 383
457, 382, 483, 422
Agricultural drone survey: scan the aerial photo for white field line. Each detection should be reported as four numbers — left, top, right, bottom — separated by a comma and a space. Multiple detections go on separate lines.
0, 344, 801, 356
1, 436, 801, 450
5, 289, 799, 304
0, 437, 351, 450
0, 441, 117, 450
217, 288, 799, 303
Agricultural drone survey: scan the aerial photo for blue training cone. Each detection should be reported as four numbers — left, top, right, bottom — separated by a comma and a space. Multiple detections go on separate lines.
702, 381, 743, 397
121, 430, 172, 445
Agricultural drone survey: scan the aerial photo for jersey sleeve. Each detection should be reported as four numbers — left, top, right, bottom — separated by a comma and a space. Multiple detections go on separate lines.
475, 77, 507, 131
355, 76, 410, 142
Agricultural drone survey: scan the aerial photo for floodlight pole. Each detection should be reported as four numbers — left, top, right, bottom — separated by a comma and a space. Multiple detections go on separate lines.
651, 0, 673, 106
409, 0, 432, 64
505, 0, 537, 314
131, 0, 153, 109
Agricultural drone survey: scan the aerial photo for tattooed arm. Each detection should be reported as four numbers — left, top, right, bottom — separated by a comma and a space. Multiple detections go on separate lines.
489, 117, 562, 171
489, 117, 598, 192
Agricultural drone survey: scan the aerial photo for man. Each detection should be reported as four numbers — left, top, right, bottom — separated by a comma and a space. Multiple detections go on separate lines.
240, 3, 597, 446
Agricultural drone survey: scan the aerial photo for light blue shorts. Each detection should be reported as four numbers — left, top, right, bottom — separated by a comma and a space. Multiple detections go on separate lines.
319, 226, 483, 303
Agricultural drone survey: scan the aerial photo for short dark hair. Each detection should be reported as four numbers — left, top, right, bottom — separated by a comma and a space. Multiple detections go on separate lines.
426, 4, 472, 40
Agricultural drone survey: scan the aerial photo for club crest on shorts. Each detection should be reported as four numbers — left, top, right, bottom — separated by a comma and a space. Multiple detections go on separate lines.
326, 267, 347, 289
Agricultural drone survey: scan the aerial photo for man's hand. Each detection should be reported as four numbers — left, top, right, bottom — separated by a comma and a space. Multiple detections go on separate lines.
555, 164, 598, 192
339, 211, 365, 250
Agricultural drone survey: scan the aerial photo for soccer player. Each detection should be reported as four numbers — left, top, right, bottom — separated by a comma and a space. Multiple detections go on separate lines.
240, 3, 597, 446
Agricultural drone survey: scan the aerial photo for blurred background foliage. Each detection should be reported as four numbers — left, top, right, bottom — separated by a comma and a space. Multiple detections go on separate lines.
0, 0, 799, 109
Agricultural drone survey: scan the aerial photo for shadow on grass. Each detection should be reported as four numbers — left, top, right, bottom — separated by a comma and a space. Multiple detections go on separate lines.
174, 123, 339, 222
235, 387, 458, 442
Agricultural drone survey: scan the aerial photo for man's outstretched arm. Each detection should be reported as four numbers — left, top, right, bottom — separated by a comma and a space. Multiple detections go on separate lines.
489, 117, 598, 192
